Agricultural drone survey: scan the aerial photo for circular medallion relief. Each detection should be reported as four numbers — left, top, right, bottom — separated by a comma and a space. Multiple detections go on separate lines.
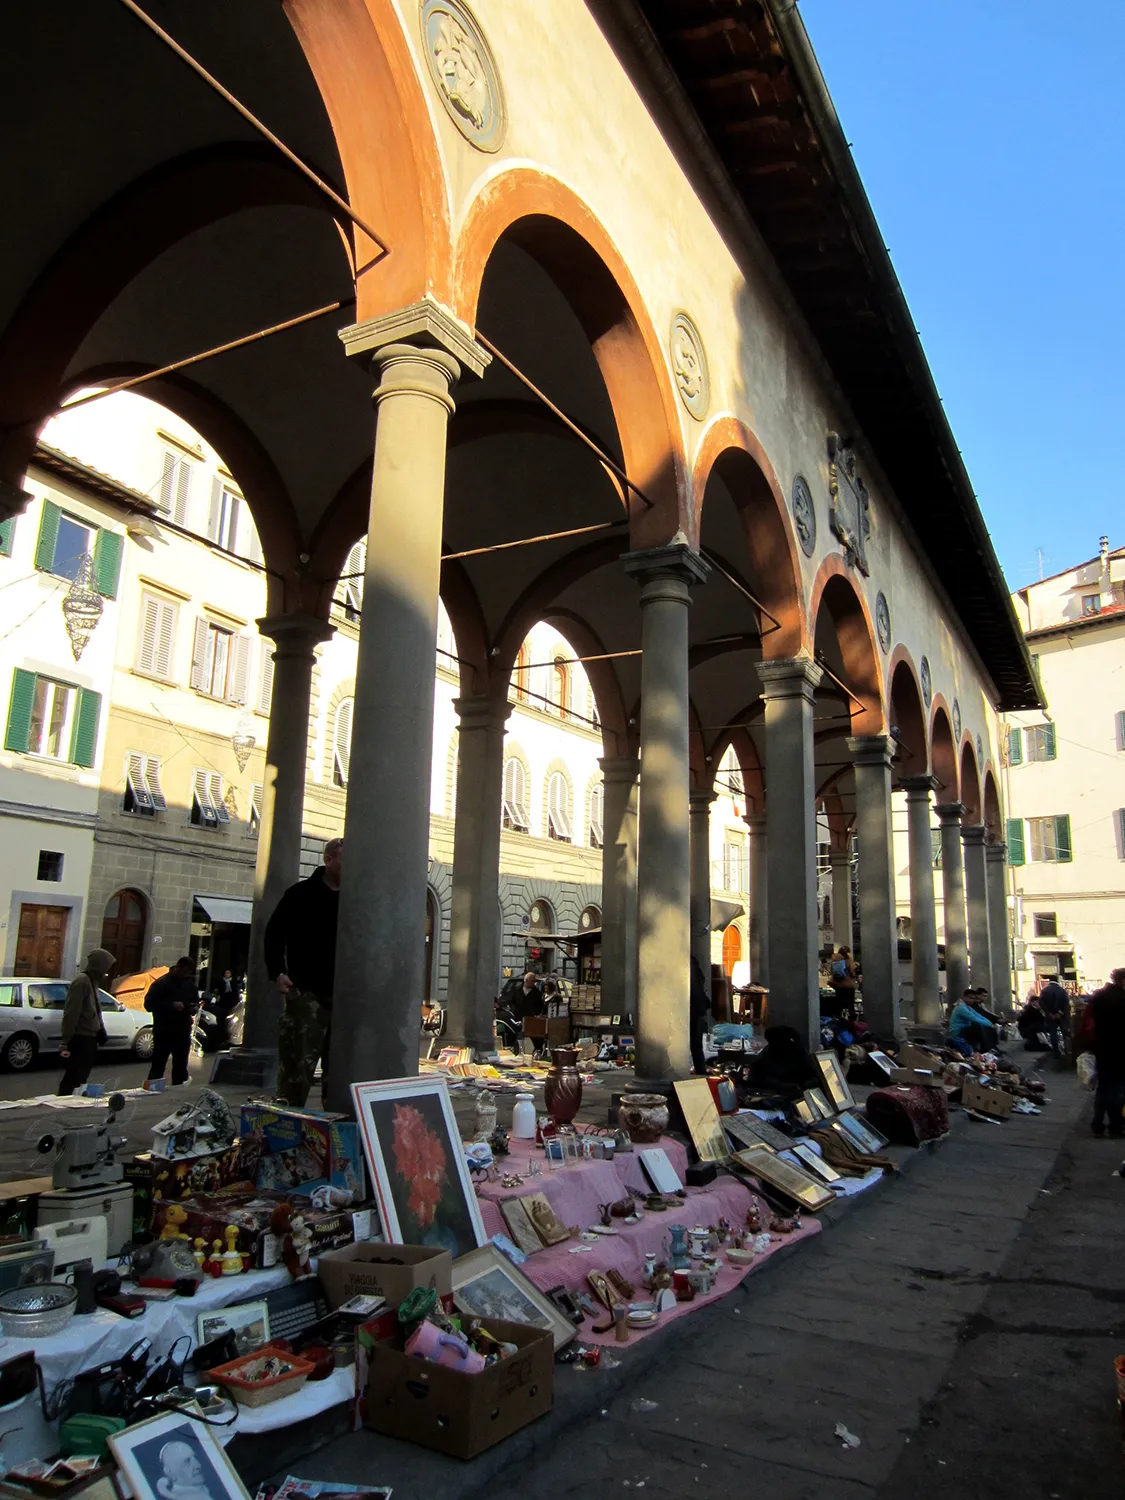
792, 475, 817, 557
420, 0, 506, 152
952, 699, 962, 742
920, 656, 932, 708
669, 313, 709, 420
875, 592, 891, 653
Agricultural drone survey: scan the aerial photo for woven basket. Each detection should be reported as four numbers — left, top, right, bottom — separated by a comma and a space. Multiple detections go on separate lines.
211, 1345, 314, 1407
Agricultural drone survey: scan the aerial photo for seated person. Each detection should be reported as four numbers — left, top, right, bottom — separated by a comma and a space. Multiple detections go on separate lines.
1016, 996, 1050, 1051
948, 990, 998, 1053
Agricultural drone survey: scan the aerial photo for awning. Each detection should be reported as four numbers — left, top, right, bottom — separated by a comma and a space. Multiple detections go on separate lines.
194, 896, 253, 926
710, 898, 745, 933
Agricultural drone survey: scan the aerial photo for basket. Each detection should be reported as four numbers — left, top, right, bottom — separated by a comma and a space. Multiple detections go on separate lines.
211, 1344, 314, 1407
0, 1283, 77, 1338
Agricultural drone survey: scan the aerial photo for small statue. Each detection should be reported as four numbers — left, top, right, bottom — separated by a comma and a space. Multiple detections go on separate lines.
192, 1237, 206, 1269
159, 1203, 189, 1241
270, 1202, 313, 1279
488, 1124, 510, 1158
206, 1239, 224, 1277
474, 1089, 498, 1142
221, 1223, 244, 1275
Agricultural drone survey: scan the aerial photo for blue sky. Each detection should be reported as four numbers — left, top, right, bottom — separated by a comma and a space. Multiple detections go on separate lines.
799, 0, 1125, 590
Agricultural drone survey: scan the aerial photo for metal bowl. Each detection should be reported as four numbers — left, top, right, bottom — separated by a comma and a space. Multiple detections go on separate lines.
0, 1282, 78, 1337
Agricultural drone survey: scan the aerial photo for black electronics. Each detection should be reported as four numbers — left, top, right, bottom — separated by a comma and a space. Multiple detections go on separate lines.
264, 1279, 328, 1342
685, 1161, 717, 1187
0, 1239, 56, 1293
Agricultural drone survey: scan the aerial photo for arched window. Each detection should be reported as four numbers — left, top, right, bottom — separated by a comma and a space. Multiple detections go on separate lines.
502, 757, 529, 832
550, 658, 569, 718
333, 698, 354, 787
547, 772, 572, 842
579, 904, 601, 931
341, 542, 364, 619
513, 643, 531, 703
588, 783, 604, 848
719, 745, 744, 799
722, 924, 742, 979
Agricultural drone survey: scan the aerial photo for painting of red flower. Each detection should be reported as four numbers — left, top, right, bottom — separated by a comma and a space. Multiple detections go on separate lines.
391, 1103, 446, 1228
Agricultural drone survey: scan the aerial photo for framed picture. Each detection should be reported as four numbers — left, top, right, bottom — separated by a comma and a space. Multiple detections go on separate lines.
803, 1088, 835, 1122
724, 1113, 793, 1154
499, 1198, 544, 1256
518, 1192, 570, 1246
351, 1076, 487, 1256
730, 1148, 835, 1211
866, 1050, 896, 1079
793, 1097, 816, 1127
673, 1078, 729, 1162
452, 1244, 575, 1351
815, 1049, 856, 1111
639, 1147, 683, 1195
833, 1111, 889, 1155
790, 1142, 843, 1184
195, 1300, 269, 1356
108, 1407, 250, 1500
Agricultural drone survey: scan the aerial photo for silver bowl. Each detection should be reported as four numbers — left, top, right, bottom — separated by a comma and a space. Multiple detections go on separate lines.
0, 1281, 78, 1337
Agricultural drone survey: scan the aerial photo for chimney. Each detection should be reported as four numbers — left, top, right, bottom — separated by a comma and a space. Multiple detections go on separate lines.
1100, 535, 1111, 591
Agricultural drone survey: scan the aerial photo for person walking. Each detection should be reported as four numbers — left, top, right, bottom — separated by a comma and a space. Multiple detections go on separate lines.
264, 837, 343, 1107
58, 949, 114, 1095
1089, 968, 1125, 1138
1038, 977, 1070, 1058
829, 946, 859, 1023
689, 954, 711, 1075
145, 956, 200, 1087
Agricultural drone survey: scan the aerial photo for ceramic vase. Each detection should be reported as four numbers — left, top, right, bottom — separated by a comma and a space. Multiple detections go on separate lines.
619, 1092, 669, 1143
544, 1048, 583, 1125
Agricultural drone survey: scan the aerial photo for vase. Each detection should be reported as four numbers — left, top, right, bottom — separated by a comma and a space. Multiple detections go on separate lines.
619, 1092, 669, 1143
544, 1048, 582, 1125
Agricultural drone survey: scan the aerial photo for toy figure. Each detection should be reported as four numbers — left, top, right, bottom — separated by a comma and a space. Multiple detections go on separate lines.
270, 1202, 312, 1278
159, 1203, 189, 1241
221, 1224, 243, 1275
206, 1239, 224, 1277
192, 1237, 206, 1269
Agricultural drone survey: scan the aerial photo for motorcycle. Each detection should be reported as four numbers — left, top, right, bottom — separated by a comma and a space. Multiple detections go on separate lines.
191, 998, 245, 1055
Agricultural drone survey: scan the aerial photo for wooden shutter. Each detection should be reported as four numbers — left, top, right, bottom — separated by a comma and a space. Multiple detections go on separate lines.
1006, 818, 1025, 866
335, 699, 353, 783
153, 600, 175, 679
227, 635, 250, 704
589, 784, 604, 847
144, 755, 167, 810
1043, 721, 1057, 761
70, 688, 101, 768
92, 528, 123, 598
137, 595, 159, 673
193, 769, 217, 827
226, 494, 239, 554
257, 643, 275, 713
1007, 727, 1022, 766
207, 478, 222, 542
158, 452, 176, 513
1116, 712, 1125, 752
174, 460, 191, 525
126, 752, 154, 812
210, 771, 231, 823
190, 618, 209, 690
4, 668, 36, 752
34, 501, 61, 572
0, 516, 13, 556
1054, 814, 1072, 863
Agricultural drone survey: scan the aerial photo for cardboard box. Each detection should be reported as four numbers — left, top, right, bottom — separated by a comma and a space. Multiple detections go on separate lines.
365, 1316, 553, 1459
317, 1241, 452, 1310
889, 1067, 944, 1089
239, 1104, 366, 1200
961, 1079, 1014, 1119
897, 1044, 944, 1074
123, 1140, 262, 1235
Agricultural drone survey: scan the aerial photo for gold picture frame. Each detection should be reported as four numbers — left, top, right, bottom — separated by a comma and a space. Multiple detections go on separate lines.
731, 1148, 835, 1211
793, 1097, 817, 1127
803, 1088, 835, 1121
815, 1049, 856, 1111
673, 1078, 729, 1162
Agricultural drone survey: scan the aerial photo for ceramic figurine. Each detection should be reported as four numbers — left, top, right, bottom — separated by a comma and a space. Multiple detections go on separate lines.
666, 1225, 691, 1270
746, 1203, 764, 1235
642, 1252, 658, 1288
207, 1239, 224, 1277
488, 1125, 510, 1157
474, 1089, 498, 1142
159, 1203, 190, 1241
221, 1224, 243, 1275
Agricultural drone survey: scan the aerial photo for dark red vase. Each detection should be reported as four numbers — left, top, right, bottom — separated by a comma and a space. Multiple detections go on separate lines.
544, 1047, 582, 1125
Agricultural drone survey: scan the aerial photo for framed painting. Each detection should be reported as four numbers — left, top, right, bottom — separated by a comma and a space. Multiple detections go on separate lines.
351, 1076, 487, 1256
815, 1049, 856, 1111
833, 1111, 889, 1155
108, 1408, 250, 1500
673, 1078, 730, 1162
803, 1088, 835, 1122
196, 1300, 269, 1357
724, 1113, 794, 1154
793, 1097, 817, 1128
790, 1142, 843, 1185
452, 1244, 575, 1351
731, 1148, 835, 1211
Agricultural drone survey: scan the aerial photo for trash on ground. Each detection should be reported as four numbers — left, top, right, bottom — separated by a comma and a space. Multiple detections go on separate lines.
835, 1422, 861, 1449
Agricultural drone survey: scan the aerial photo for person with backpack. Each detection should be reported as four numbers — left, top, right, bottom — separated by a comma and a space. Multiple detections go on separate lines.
57, 949, 114, 1095
144, 956, 200, 1087
829, 946, 859, 1023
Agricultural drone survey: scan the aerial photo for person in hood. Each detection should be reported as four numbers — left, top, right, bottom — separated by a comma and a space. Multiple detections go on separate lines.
145, 956, 200, 1087
265, 837, 342, 1107
58, 949, 115, 1095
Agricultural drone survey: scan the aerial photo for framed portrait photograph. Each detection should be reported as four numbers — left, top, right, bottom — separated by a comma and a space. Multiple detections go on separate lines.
351, 1076, 487, 1257
724, 1113, 794, 1154
452, 1244, 575, 1351
196, 1301, 269, 1357
108, 1408, 250, 1500
730, 1148, 835, 1211
815, 1049, 856, 1111
673, 1078, 729, 1162
833, 1111, 889, 1155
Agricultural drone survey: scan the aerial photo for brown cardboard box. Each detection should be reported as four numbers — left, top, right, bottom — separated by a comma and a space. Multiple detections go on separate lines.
317, 1241, 453, 1310
365, 1317, 553, 1459
897, 1044, 944, 1074
890, 1066, 944, 1089
961, 1079, 1014, 1119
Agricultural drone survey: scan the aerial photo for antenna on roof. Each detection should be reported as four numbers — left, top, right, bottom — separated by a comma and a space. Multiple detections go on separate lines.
1037, 548, 1044, 580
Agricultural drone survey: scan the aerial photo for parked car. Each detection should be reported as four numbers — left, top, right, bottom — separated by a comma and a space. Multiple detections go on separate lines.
0, 977, 155, 1070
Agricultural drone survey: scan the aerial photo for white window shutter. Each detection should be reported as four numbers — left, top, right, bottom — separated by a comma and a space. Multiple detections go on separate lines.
257, 643, 275, 714
126, 752, 153, 811
145, 755, 167, 810
158, 452, 176, 514
174, 460, 191, 526
335, 699, 354, 784
137, 595, 158, 673
210, 770, 231, 823
207, 478, 222, 543
193, 769, 216, 827
344, 541, 365, 611
226, 494, 239, 554
227, 635, 250, 704
190, 618, 209, 690
154, 600, 175, 679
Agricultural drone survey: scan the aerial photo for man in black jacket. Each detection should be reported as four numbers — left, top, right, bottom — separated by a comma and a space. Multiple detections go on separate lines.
1090, 968, 1125, 1137
264, 838, 343, 1107
145, 956, 200, 1087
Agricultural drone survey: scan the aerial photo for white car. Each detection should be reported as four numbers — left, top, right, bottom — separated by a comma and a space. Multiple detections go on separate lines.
0, 977, 155, 1071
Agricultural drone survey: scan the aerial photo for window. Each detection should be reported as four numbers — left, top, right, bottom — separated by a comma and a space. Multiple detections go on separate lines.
0, 516, 14, 556
257, 642, 275, 715
1017, 814, 1072, 865
206, 479, 240, 552
5, 670, 100, 766
550, 658, 569, 719
190, 619, 249, 702
333, 699, 353, 787
34, 502, 122, 596
136, 593, 177, 679
588, 783, 604, 849
588, 688, 600, 730
1116, 712, 1125, 752
124, 752, 166, 815
719, 747, 744, 799
513, 643, 530, 703
1033, 912, 1058, 938
37, 851, 63, 881
341, 541, 364, 619
502, 758, 529, 832
158, 450, 194, 524
931, 828, 943, 869
1082, 593, 1102, 616
1025, 724, 1057, 763
191, 769, 229, 829
249, 783, 262, 837
722, 840, 745, 892
547, 773, 572, 841
0, 984, 18, 1007
27, 983, 67, 1010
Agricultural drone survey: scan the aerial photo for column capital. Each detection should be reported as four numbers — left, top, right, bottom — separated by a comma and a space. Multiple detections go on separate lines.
828, 848, 852, 869
339, 295, 490, 378
599, 754, 640, 785
846, 733, 895, 768
743, 811, 767, 835
453, 694, 512, 733
934, 800, 966, 825
689, 787, 717, 812
985, 839, 1007, 863
960, 823, 988, 847
255, 612, 335, 659
901, 774, 939, 796
622, 539, 710, 591
757, 654, 823, 701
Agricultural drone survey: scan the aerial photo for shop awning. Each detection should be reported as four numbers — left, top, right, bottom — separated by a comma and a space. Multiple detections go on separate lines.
710, 898, 745, 933
194, 896, 253, 926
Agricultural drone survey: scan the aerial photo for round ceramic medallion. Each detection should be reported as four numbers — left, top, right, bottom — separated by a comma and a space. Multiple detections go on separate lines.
920, 656, 932, 708
875, 592, 891, 653
792, 475, 817, 557
669, 312, 709, 420
420, 0, 506, 152
952, 699, 962, 742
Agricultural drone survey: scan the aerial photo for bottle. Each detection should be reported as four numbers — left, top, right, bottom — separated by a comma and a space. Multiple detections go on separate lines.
511, 1092, 537, 1140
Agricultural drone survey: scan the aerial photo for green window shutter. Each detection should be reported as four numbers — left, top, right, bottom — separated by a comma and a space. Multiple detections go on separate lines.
1054, 814, 1072, 863
1006, 818, 1025, 866
4, 669, 36, 752
1008, 727, 1023, 766
0, 516, 13, 557
69, 687, 101, 768
92, 528, 124, 599
34, 500, 60, 572
1043, 721, 1057, 761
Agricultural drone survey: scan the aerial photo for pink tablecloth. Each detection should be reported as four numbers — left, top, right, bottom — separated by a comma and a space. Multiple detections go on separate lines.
475, 1138, 820, 1345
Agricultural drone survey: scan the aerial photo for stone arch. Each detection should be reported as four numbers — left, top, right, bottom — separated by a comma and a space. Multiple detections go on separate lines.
454, 171, 687, 542
983, 769, 1003, 839
888, 650, 929, 780
809, 562, 884, 736
930, 699, 959, 802
959, 739, 982, 824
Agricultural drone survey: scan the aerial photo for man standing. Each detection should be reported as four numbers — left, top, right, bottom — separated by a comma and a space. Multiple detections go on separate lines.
1089, 968, 1125, 1138
145, 956, 200, 1087
1038, 977, 1069, 1058
689, 954, 711, 1075
58, 949, 114, 1095
265, 837, 342, 1108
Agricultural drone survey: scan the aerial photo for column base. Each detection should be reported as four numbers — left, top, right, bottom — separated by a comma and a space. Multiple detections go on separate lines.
208, 1046, 279, 1091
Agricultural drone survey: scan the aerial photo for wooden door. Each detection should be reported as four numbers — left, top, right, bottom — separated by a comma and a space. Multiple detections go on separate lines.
14, 904, 69, 977
101, 889, 146, 977
722, 923, 742, 979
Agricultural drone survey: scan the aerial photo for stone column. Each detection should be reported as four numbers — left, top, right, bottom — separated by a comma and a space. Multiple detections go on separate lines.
243, 613, 334, 1051
848, 735, 901, 1039
623, 543, 709, 1082
599, 756, 639, 1021
986, 841, 1012, 1012
328, 305, 488, 1107
445, 695, 511, 1052
744, 812, 768, 985
935, 802, 969, 1008
689, 788, 716, 985
758, 657, 823, 1046
902, 775, 942, 1024
961, 824, 993, 996
829, 849, 853, 953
